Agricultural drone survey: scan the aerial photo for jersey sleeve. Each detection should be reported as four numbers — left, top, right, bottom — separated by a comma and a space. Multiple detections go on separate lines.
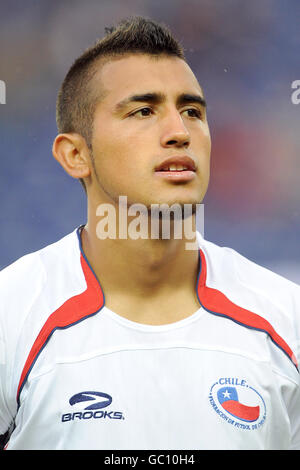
0, 326, 14, 437
204, 240, 300, 449
292, 283, 300, 368
0, 252, 46, 441
289, 385, 300, 450
0, 271, 18, 438
289, 283, 300, 449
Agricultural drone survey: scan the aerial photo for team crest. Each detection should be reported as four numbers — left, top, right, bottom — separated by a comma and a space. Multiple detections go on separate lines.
209, 378, 266, 430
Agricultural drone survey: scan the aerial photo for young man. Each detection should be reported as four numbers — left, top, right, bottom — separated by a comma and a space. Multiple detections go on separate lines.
0, 17, 299, 450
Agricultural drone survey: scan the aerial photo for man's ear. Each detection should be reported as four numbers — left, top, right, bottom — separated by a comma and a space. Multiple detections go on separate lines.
52, 133, 91, 180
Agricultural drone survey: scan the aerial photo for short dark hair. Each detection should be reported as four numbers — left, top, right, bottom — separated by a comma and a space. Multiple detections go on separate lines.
55, 16, 185, 191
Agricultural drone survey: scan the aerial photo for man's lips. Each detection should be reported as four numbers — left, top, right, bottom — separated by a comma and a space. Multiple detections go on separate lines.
154, 156, 196, 182
154, 156, 196, 172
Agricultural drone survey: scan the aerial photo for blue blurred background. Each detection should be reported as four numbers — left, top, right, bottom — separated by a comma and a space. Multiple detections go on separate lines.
0, 0, 299, 283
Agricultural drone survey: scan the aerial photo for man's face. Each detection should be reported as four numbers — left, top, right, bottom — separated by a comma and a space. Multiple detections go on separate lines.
89, 54, 211, 209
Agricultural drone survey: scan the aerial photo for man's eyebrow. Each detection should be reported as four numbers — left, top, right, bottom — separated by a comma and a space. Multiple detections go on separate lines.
114, 92, 165, 112
114, 91, 206, 112
176, 93, 206, 108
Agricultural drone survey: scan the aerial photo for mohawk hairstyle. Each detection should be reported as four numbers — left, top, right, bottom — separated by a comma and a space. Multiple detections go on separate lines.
55, 16, 185, 191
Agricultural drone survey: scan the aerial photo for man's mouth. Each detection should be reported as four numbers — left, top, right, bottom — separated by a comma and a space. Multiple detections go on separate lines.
154, 156, 196, 181
159, 163, 190, 171
155, 156, 196, 172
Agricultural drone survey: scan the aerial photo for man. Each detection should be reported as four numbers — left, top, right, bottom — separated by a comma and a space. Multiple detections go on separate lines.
0, 16, 299, 450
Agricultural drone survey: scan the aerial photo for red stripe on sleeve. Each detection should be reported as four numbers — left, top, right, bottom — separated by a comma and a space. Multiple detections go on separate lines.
197, 249, 298, 369
17, 254, 104, 405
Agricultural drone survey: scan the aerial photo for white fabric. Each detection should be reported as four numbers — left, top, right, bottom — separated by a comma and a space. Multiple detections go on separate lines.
0, 228, 299, 449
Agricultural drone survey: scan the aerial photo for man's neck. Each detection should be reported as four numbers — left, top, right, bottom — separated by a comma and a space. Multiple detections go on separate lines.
80, 215, 200, 325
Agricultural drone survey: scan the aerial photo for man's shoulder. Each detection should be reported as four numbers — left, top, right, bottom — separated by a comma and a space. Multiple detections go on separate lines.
199, 234, 299, 298
198, 234, 300, 368
0, 229, 79, 287
0, 228, 82, 318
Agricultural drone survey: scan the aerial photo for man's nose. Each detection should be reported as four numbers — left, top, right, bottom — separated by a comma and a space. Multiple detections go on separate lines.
160, 111, 190, 149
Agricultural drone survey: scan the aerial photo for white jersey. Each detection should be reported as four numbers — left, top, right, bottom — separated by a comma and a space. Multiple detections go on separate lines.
0, 227, 299, 450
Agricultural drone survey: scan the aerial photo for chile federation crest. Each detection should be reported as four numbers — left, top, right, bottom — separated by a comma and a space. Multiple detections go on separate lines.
209, 378, 266, 430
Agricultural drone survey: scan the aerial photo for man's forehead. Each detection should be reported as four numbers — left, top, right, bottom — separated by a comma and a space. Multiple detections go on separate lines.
91, 53, 203, 103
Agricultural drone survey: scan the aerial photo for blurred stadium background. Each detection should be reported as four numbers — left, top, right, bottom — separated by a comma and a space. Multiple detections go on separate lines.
0, 0, 299, 283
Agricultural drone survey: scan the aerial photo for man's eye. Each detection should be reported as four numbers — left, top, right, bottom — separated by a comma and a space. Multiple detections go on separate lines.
130, 107, 153, 117
183, 108, 202, 119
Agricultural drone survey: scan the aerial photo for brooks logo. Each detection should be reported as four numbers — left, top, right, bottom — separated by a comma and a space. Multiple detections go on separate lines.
61, 390, 125, 422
